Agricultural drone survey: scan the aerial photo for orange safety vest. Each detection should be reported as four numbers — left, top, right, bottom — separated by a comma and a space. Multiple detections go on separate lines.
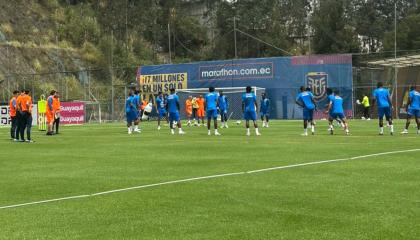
27, 95, 33, 113
53, 97, 61, 112
9, 96, 17, 117
17, 94, 30, 112
141, 100, 148, 110
196, 98, 205, 109
185, 99, 192, 114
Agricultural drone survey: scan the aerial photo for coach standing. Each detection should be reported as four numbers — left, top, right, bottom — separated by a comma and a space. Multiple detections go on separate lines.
53, 92, 61, 134
9, 90, 19, 140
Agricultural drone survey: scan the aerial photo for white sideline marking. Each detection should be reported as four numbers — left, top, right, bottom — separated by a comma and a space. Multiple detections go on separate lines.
1, 149, 419, 210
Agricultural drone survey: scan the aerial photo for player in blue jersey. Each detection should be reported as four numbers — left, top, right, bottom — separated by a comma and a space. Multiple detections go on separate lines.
260, 93, 270, 128
296, 86, 316, 136
242, 86, 261, 136
155, 92, 168, 130
372, 82, 394, 135
132, 90, 141, 133
125, 90, 137, 134
326, 90, 350, 135
166, 88, 185, 135
325, 88, 344, 130
205, 87, 221, 135
218, 91, 229, 128
401, 86, 420, 134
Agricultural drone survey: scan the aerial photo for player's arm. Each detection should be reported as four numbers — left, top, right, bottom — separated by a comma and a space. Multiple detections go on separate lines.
311, 96, 317, 110
242, 100, 245, 112
406, 96, 412, 112
254, 99, 258, 111
387, 94, 393, 109
325, 101, 332, 114
176, 99, 180, 111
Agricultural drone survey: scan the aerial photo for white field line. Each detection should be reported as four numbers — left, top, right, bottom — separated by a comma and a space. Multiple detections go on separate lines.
1, 148, 419, 210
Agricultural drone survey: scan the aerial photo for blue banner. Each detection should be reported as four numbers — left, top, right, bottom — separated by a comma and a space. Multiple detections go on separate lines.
137, 54, 353, 119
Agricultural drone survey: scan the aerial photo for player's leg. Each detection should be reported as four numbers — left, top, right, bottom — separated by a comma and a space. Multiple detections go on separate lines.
157, 113, 161, 130
10, 116, 17, 140
252, 112, 260, 136
207, 112, 212, 135
54, 116, 60, 134
26, 114, 33, 142
415, 110, 420, 134
402, 113, 411, 134
309, 110, 315, 135
328, 115, 334, 135
19, 112, 27, 141
339, 114, 349, 135
385, 107, 393, 135
265, 114, 269, 128
378, 108, 385, 135
213, 110, 220, 135
175, 112, 185, 134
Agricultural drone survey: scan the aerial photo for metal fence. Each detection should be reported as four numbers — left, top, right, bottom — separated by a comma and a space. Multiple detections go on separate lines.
2, 51, 420, 122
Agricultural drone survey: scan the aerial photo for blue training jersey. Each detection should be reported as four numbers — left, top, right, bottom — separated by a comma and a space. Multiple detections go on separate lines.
260, 98, 270, 113
331, 96, 344, 114
205, 92, 218, 111
167, 93, 179, 113
409, 90, 420, 110
242, 93, 256, 112
125, 96, 135, 113
133, 95, 140, 111
373, 88, 390, 108
296, 91, 315, 110
218, 95, 228, 110
156, 96, 166, 111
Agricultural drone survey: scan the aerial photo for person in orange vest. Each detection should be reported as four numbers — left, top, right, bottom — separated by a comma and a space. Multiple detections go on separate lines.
53, 92, 61, 134
196, 95, 205, 126
185, 96, 193, 126
140, 99, 148, 120
9, 90, 19, 140
16, 90, 32, 142
24, 90, 34, 142
46, 90, 57, 135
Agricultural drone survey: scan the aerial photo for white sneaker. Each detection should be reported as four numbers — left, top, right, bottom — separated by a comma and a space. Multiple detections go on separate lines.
401, 129, 408, 134
171, 129, 175, 135
361, 117, 365, 120
157, 125, 161, 130
301, 132, 308, 136
225, 124, 229, 128
256, 132, 261, 136
367, 118, 371, 121
134, 129, 141, 133
215, 132, 221, 136
208, 131, 211, 136
179, 130, 186, 135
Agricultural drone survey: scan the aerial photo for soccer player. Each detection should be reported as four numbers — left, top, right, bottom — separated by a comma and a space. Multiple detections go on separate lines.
9, 90, 19, 140
185, 96, 193, 126
242, 86, 261, 136
196, 95, 205, 126
166, 88, 185, 135
325, 88, 343, 130
132, 90, 141, 133
361, 94, 371, 120
16, 90, 31, 142
326, 90, 350, 135
156, 92, 167, 130
192, 96, 199, 125
46, 90, 56, 135
53, 91, 61, 134
372, 82, 394, 135
125, 90, 136, 134
260, 93, 270, 128
218, 91, 229, 128
25, 90, 34, 142
296, 86, 316, 136
205, 87, 220, 136
401, 86, 420, 134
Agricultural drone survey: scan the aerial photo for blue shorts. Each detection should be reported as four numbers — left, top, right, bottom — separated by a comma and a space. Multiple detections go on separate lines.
378, 107, 391, 119
331, 112, 345, 119
303, 109, 314, 121
244, 111, 257, 121
408, 108, 420, 118
158, 109, 167, 118
207, 109, 218, 119
261, 111, 269, 117
126, 111, 137, 123
169, 112, 180, 122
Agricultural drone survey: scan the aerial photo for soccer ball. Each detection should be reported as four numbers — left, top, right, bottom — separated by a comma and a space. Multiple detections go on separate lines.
236, 120, 241, 125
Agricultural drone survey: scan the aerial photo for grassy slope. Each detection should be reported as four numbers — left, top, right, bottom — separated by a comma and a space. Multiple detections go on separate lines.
0, 120, 419, 240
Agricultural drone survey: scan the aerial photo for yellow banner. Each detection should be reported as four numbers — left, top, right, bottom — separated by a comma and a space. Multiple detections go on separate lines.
138, 73, 188, 102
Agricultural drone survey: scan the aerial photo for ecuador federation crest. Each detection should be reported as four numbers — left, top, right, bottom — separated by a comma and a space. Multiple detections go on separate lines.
306, 72, 328, 101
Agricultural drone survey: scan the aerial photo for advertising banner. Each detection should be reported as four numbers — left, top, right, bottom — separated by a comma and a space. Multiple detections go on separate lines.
59, 102, 85, 125
0, 105, 37, 126
137, 54, 353, 119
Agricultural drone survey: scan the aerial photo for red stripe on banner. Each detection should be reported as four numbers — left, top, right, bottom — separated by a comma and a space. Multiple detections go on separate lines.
291, 54, 352, 65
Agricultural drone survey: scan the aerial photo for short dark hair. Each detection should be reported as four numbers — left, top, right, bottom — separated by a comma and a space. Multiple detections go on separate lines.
170, 88, 176, 94
134, 90, 140, 94
334, 90, 340, 95
326, 88, 333, 95
300, 86, 305, 92
246, 86, 252, 93
410, 86, 416, 91
50, 90, 56, 95
158, 91, 162, 95
306, 87, 311, 92
377, 82, 383, 88
25, 90, 30, 94
209, 86, 215, 92
13, 90, 19, 94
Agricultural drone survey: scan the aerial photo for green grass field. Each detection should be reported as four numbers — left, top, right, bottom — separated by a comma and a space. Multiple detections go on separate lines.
0, 120, 419, 240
